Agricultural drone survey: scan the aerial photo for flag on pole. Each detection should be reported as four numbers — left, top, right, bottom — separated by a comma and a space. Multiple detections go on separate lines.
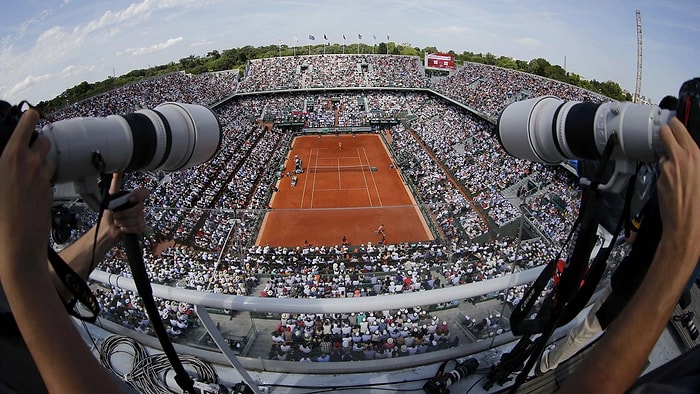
358, 34, 362, 40
309, 34, 315, 40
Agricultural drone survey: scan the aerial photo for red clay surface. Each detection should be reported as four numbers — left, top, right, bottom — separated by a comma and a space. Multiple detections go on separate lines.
256, 134, 433, 247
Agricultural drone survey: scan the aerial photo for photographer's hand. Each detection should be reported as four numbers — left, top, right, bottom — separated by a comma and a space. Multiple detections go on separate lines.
0, 109, 52, 271
0, 110, 121, 393
658, 117, 700, 257
562, 117, 700, 394
103, 173, 149, 238
55, 173, 149, 288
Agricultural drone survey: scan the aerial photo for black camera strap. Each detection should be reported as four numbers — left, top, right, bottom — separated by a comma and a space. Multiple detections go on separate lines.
121, 233, 196, 394
98, 166, 195, 393
48, 246, 101, 322
46, 171, 111, 322
509, 185, 605, 392
487, 135, 634, 392
486, 190, 602, 390
559, 173, 636, 324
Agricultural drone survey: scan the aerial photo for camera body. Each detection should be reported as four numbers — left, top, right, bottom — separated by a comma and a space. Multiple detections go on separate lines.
423, 358, 479, 394
497, 78, 700, 192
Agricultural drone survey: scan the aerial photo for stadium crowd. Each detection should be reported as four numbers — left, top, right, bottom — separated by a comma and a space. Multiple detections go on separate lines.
45, 54, 619, 359
431, 61, 608, 120
238, 54, 427, 92
267, 308, 459, 362
45, 71, 238, 122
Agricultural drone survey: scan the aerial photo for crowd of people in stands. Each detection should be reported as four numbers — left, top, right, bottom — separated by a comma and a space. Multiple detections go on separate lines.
431, 62, 608, 121
44, 71, 238, 123
268, 308, 459, 362
47, 54, 622, 358
238, 54, 427, 92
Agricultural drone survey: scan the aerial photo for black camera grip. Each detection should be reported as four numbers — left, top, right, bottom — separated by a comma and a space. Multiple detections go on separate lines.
107, 190, 138, 212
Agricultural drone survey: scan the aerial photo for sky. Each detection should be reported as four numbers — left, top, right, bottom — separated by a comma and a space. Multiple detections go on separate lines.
1, 0, 698, 105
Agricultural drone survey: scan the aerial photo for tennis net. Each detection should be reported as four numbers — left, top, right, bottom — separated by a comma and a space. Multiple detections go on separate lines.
304, 165, 376, 173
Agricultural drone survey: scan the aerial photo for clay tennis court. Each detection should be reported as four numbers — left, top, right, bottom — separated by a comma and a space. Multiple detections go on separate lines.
256, 133, 432, 247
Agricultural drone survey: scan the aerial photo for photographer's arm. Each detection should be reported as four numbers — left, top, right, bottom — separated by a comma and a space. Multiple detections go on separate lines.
561, 117, 700, 394
53, 174, 148, 299
0, 110, 121, 393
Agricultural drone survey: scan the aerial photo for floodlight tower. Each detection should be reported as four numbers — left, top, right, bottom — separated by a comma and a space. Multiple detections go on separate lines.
634, 9, 643, 103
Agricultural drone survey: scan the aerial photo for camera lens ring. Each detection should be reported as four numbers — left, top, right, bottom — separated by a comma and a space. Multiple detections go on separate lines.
151, 109, 173, 169
166, 106, 199, 172
122, 113, 157, 171
550, 104, 566, 159
562, 102, 601, 160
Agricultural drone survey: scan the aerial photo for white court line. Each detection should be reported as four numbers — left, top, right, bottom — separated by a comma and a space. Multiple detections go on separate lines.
337, 157, 342, 189
356, 147, 374, 207
310, 148, 320, 209
300, 148, 316, 209
361, 146, 383, 206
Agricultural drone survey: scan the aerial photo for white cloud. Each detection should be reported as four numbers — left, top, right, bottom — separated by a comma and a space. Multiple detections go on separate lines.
82, 1, 155, 34
515, 37, 540, 47
126, 37, 184, 56
1, 0, 218, 102
81, 0, 212, 34
418, 26, 473, 36
61, 64, 97, 78
17, 8, 53, 39
4, 63, 100, 103
9, 73, 53, 98
190, 39, 216, 48
36, 26, 67, 45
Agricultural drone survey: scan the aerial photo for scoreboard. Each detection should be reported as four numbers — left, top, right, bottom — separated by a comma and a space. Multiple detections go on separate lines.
425, 53, 455, 70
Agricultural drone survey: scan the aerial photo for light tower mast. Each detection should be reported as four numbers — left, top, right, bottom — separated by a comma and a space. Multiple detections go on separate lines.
634, 9, 643, 103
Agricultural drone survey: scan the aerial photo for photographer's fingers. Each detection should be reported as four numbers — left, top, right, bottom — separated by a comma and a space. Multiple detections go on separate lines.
32, 135, 53, 179
111, 187, 149, 234
128, 187, 150, 204
6, 109, 39, 151
109, 173, 123, 195
658, 117, 700, 250
0, 109, 52, 266
3, 109, 51, 180
2, 109, 52, 180
661, 117, 692, 155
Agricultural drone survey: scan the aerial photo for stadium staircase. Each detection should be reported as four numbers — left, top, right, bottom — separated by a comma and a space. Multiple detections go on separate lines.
404, 126, 498, 236
184, 125, 263, 245
241, 131, 287, 208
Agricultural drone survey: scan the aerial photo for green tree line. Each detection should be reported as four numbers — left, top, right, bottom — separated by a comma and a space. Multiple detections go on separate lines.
37, 42, 630, 113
